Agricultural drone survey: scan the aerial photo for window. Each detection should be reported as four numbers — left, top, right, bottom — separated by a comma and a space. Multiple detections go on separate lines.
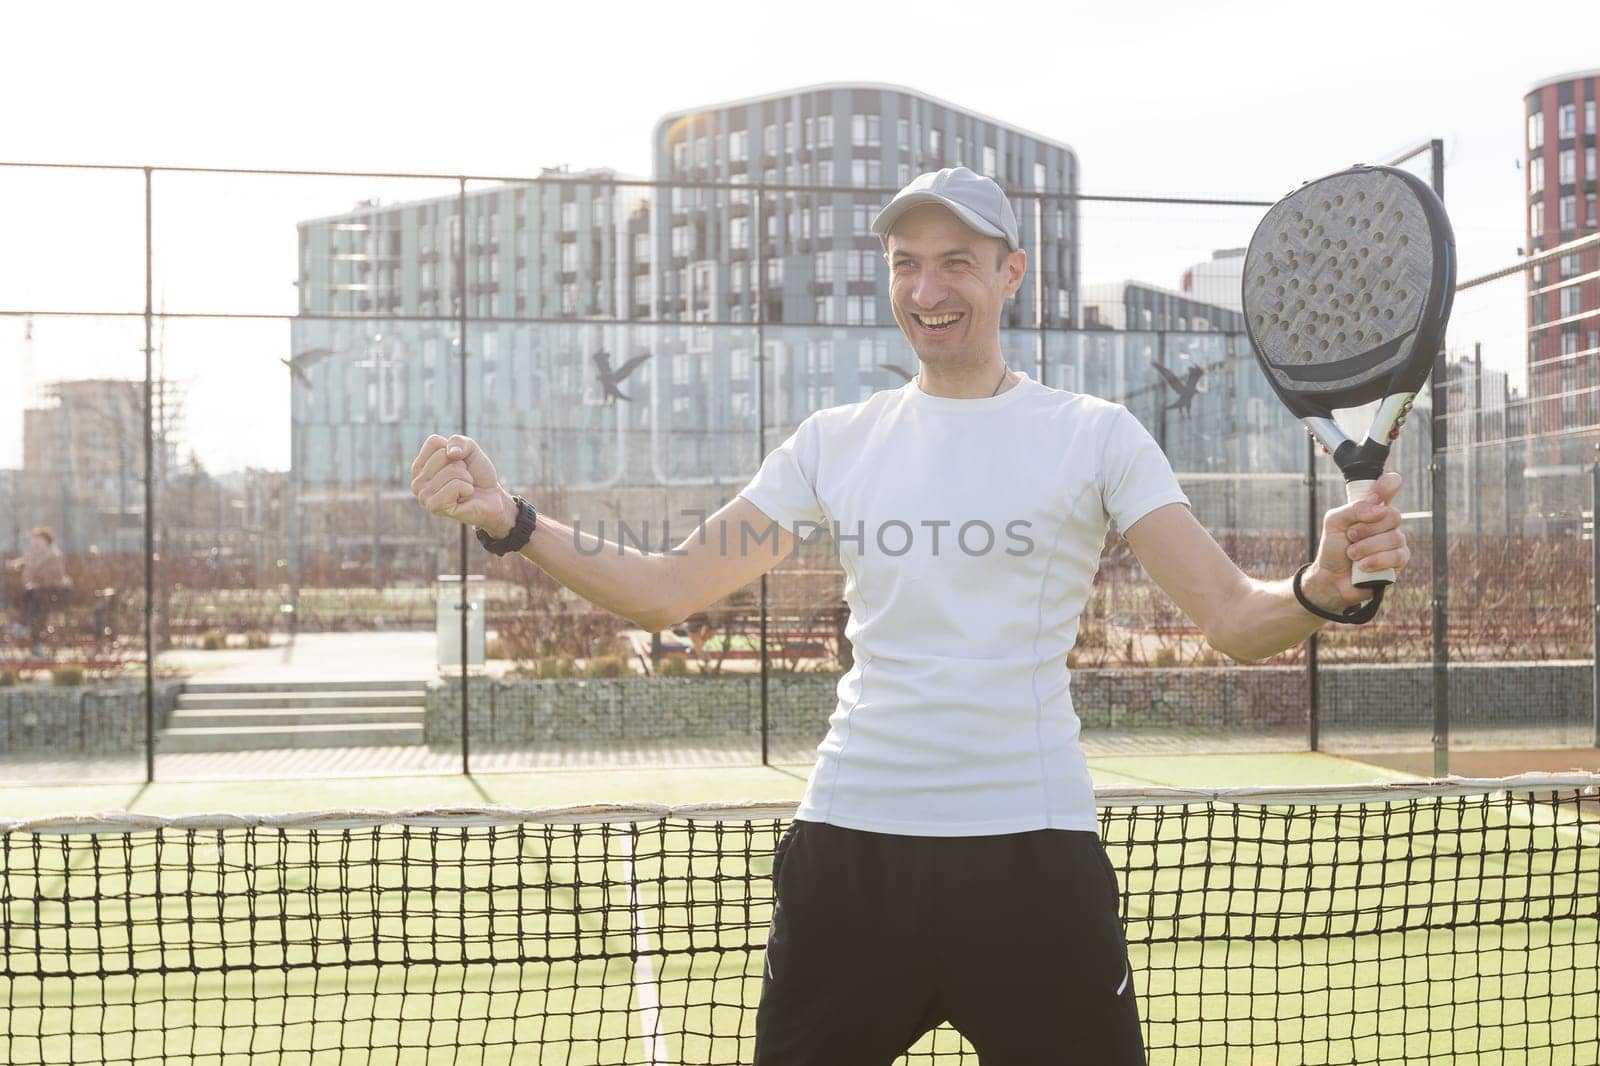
673, 142, 687, 169
1033, 162, 1047, 190
1562, 328, 1580, 355
1589, 194, 1598, 228
731, 261, 746, 292
1589, 100, 1597, 136
1561, 253, 1581, 278
804, 117, 814, 149
847, 249, 878, 282
897, 118, 909, 150
817, 115, 833, 148
421, 262, 434, 288
671, 225, 689, 258
1588, 148, 1598, 181
1531, 293, 1547, 326
1559, 103, 1577, 139
1531, 199, 1545, 233
1559, 194, 1577, 230
982, 146, 997, 177
764, 124, 777, 156
929, 128, 943, 156
633, 276, 650, 308
846, 295, 876, 325
851, 159, 882, 186
898, 164, 910, 186
561, 283, 577, 315
1529, 111, 1544, 151
1561, 286, 1583, 317
814, 296, 834, 323
852, 203, 873, 235
634, 232, 650, 261
730, 130, 748, 162
768, 258, 784, 286
560, 242, 577, 273
1529, 155, 1544, 193
694, 137, 708, 165
784, 120, 794, 152
817, 207, 833, 238
561, 202, 578, 230
419, 222, 434, 254
814, 252, 834, 284
1559, 149, 1576, 184
731, 217, 750, 250
851, 114, 881, 147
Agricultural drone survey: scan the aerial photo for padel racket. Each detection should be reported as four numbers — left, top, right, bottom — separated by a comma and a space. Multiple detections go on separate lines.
1243, 164, 1455, 611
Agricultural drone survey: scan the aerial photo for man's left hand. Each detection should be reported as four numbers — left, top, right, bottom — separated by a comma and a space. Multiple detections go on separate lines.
1303, 470, 1410, 614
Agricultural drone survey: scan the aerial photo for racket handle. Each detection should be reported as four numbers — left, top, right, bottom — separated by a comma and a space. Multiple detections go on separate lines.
1344, 479, 1394, 588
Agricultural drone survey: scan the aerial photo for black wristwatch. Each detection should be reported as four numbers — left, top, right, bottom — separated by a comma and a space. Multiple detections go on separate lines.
475, 495, 537, 556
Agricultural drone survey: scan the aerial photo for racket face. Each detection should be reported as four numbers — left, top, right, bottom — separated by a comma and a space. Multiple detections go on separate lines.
1242, 166, 1455, 420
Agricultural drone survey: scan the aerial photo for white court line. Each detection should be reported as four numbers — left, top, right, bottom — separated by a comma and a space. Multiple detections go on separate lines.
620, 827, 670, 1066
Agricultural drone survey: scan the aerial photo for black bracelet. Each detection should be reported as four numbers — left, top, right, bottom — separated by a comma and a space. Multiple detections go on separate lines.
1293, 562, 1384, 625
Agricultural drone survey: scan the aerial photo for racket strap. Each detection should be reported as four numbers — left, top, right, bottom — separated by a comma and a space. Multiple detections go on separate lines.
1293, 562, 1383, 625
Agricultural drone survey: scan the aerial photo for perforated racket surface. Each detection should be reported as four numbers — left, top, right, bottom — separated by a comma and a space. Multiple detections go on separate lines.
1243, 165, 1455, 592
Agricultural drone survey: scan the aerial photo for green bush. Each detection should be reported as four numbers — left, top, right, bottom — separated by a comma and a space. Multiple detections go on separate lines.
537, 656, 576, 679
657, 655, 689, 676
485, 637, 507, 661
201, 629, 227, 651
51, 665, 86, 687
243, 630, 272, 649
583, 655, 628, 678
0, 669, 17, 687
1152, 646, 1180, 668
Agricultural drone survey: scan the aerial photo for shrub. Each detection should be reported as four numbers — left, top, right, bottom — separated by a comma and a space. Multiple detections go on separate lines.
243, 630, 272, 649
657, 655, 689, 676
583, 655, 628, 678
1152, 646, 1180, 668
486, 637, 507, 661
537, 656, 576, 679
0, 669, 17, 687
51, 665, 85, 687
201, 629, 227, 651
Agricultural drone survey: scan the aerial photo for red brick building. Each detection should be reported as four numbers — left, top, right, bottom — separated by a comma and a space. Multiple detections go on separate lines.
1525, 70, 1600, 496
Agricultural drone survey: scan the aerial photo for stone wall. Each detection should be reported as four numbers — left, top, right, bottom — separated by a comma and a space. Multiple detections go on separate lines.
0, 681, 183, 756
426, 662, 1589, 747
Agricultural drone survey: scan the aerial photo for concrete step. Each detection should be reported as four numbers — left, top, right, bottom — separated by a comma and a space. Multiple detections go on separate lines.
183, 679, 428, 694
177, 691, 425, 710
168, 706, 426, 730
158, 722, 427, 753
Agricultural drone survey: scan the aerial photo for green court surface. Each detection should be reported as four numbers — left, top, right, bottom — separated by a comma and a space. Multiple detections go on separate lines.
4, 754, 1596, 1064
0, 751, 1419, 820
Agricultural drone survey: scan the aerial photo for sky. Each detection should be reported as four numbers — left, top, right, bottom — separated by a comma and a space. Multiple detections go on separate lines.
1, 0, 1596, 473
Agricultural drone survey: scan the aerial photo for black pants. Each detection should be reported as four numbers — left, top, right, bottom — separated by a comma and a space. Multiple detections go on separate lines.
755, 820, 1144, 1066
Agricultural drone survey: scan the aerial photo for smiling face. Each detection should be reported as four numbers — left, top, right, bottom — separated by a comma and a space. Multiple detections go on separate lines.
884, 203, 1026, 372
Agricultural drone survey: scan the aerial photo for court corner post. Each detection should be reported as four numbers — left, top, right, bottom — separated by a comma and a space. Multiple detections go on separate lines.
1592, 447, 1599, 749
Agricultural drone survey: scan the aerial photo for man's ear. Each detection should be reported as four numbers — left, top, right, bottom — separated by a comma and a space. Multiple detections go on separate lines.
1003, 248, 1028, 299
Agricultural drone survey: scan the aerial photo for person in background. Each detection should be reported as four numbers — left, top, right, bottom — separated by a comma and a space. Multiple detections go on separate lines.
5, 526, 72, 657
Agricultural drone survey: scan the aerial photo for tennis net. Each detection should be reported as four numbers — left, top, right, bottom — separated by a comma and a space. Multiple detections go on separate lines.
3, 775, 1597, 1064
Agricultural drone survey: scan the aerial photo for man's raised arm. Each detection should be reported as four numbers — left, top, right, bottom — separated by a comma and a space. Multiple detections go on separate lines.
1120, 471, 1410, 663
410, 433, 801, 632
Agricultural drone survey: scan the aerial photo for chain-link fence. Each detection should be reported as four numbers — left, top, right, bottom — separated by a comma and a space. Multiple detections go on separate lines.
1, 140, 1593, 782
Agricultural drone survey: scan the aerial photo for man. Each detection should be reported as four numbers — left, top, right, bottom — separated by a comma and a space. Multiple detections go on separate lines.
5, 526, 72, 657
409, 166, 1409, 1064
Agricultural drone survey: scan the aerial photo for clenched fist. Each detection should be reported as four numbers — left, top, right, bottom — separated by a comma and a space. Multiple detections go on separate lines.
410, 434, 516, 537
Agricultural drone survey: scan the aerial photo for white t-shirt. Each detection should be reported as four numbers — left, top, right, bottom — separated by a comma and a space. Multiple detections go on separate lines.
737, 372, 1189, 836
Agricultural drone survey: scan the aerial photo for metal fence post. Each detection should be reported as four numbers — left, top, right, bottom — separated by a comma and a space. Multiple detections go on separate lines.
143, 167, 156, 784
457, 176, 471, 776
1429, 139, 1449, 779
755, 185, 770, 766
1307, 435, 1319, 751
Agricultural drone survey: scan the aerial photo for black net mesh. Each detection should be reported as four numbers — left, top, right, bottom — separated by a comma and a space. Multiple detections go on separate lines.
4, 778, 1597, 1064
